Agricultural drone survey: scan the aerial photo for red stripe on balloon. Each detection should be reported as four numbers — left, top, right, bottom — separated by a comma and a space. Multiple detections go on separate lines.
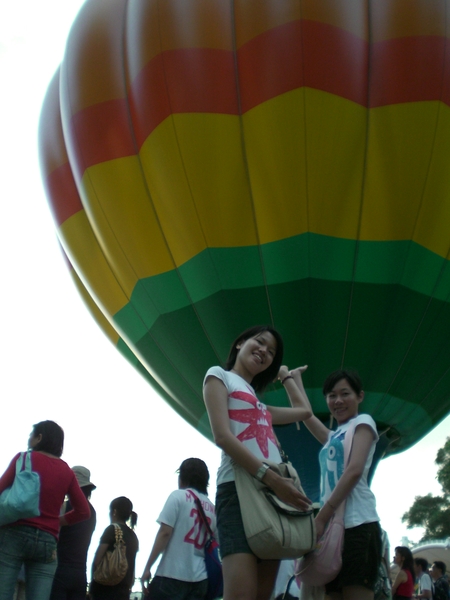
68, 21, 450, 175
44, 162, 83, 227
69, 98, 136, 182
371, 36, 449, 107
238, 20, 368, 113
130, 48, 238, 148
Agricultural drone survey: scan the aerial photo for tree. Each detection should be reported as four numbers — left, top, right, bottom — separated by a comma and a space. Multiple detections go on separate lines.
402, 436, 450, 542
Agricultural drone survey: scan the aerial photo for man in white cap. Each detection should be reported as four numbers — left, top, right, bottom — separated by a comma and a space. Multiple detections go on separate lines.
50, 466, 97, 600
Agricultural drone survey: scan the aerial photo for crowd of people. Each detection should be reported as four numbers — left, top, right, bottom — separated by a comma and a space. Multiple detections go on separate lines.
0, 326, 449, 600
390, 546, 449, 600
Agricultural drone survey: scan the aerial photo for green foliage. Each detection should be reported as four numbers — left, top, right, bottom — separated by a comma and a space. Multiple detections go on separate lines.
436, 437, 450, 496
402, 437, 450, 542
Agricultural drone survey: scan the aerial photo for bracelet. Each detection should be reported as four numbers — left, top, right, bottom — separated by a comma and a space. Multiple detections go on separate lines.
281, 375, 293, 385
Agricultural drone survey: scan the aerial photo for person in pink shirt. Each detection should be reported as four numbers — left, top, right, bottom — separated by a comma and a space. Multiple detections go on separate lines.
0, 420, 91, 600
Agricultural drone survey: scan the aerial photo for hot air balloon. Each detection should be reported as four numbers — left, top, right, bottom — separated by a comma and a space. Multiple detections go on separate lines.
39, 0, 450, 499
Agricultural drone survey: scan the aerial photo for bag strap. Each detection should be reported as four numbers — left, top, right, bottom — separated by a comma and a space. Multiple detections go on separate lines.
282, 574, 296, 599
189, 490, 214, 538
16, 453, 24, 474
273, 431, 289, 463
16, 452, 32, 474
112, 523, 125, 544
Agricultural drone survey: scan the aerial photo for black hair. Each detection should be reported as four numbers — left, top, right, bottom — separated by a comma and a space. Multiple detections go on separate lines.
81, 486, 95, 500
322, 370, 363, 396
177, 458, 209, 494
31, 420, 64, 457
110, 497, 137, 529
414, 557, 429, 573
395, 546, 415, 581
433, 560, 446, 574
225, 325, 284, 392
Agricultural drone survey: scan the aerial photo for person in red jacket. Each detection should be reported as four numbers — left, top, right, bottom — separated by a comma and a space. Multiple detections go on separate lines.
0, 420, 90, 600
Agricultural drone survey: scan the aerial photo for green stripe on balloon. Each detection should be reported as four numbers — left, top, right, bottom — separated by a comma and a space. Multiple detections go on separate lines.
112, 276, 450, 452
113, 234, 450, 343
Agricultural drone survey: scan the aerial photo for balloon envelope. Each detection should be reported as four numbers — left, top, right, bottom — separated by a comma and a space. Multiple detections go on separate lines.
39, 0, 450, 497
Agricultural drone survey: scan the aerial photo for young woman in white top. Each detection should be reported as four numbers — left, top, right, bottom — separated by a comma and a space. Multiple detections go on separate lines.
292, 368, 381, 600
203, 325, 313, 600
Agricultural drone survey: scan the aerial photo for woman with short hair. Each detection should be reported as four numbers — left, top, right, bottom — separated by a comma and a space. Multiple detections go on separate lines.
141, 458, 215, 600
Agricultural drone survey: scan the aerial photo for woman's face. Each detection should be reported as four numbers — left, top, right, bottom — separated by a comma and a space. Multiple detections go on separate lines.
28, 430, 41, 449
325, 378, 363, 425
234, 331, 277, 378
394, 550, 405, 566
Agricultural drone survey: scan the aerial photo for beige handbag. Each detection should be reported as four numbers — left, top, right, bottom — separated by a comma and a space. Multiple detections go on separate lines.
93, 523, 128, 585
233, 460, 316, 560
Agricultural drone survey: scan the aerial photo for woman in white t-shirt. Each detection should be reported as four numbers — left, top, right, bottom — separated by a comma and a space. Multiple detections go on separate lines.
140, 458, 215, 600
293, 368, 381, 600
203, 325, 313, 600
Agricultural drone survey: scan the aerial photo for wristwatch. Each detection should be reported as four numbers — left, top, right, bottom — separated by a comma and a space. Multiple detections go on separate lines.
255, 463, 270, 482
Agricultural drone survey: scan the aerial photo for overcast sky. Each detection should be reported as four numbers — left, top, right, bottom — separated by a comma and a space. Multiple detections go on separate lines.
1, 0, 449, 589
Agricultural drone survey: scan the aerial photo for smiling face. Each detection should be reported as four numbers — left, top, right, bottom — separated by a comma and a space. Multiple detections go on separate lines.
326, 378, 364, 425
232, 331, 277, 383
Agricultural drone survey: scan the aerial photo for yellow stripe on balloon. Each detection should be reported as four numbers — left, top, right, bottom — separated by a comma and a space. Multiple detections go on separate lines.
139, 113, 259, 263
70, 267, 121, 346
73, 94, 450, 281
414, 107, 450, 258
243, 87, 368, 244
81, 155, 176, 282
59, 211, 131, 316
362, 101, 450, 255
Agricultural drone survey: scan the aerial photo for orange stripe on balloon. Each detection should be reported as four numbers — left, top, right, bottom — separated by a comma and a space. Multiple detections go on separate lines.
370, 36, 450, 108
44, 163, 83, 227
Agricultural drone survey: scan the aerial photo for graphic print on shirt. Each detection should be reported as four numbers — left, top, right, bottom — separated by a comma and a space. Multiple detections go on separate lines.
184, 507, 211, 549
319, 431, 345, 503
183, 491, 214, 550
228, 390, 277, 458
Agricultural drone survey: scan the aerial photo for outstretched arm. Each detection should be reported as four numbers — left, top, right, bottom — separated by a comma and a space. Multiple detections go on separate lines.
267, 365, 312, 425
289, 367, 330, 445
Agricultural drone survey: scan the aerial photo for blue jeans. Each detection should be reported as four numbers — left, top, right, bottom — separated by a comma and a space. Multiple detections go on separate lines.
147, 576, 208, 600
0, 525, 58, 600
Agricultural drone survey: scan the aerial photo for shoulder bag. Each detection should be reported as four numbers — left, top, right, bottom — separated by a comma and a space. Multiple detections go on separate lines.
0, 451, 40, 526
190, 491, 223, 600
233, 459, 316, 560
295, 420, 357, 587
93, 523, 128, 585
